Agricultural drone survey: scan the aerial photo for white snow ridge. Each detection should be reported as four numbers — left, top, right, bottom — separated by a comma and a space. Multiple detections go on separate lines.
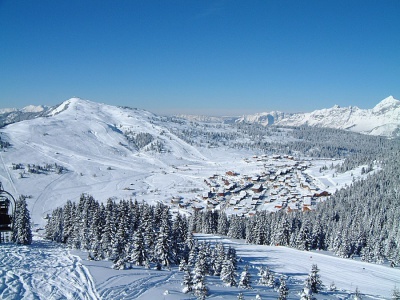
238, 96, 400, 137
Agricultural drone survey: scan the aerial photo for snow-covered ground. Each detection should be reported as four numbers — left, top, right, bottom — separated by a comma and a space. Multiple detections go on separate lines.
0, 239, 99, 299
1, 234, 399, 299
0, 98, 371, 229
0, 98, 397, 299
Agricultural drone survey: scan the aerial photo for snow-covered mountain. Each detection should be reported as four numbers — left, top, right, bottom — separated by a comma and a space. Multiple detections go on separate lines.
236, 111, 290, 126
0, 104, 50, 127
0, 98, 214, 227
237, 96, 400, 137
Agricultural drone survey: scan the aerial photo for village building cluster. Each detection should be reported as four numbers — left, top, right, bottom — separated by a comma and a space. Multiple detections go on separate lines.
170, 155, 331, 217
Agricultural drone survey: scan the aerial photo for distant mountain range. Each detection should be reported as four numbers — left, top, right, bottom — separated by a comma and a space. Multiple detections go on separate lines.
236, 96, 400, 137
1, 96, 399, 137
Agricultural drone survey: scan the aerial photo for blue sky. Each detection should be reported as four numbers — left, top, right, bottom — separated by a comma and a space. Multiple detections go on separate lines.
0, 0, 399, 115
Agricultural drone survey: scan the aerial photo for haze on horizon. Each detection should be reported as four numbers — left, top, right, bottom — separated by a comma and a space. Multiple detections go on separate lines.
0, 1, 399, 116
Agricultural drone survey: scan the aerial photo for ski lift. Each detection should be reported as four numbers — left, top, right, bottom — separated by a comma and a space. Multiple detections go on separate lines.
0, 182, 16, 243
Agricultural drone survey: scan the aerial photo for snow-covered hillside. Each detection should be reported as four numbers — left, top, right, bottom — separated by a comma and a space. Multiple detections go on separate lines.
1, 235, 399, 299
0, 98, 215, 227
0, 97, 399, 300
0, 97, 382, 229
237, 96, 400, 137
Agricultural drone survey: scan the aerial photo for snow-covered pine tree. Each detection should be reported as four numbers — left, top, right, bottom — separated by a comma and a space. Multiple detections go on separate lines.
100, 199, 116, 259
237, 292, 244, 300
217, 211, 229, 235
258, 265, 274, 287
238, 265, 251, 289
12, 196, 32, 245
226, 246, 238, 270
154, 217, 172, 268
45, 207, 63, 243
131, 228, 147, 266
192, 253, 208, 300
188, 240, 199, 267
171, 213, 187, 264
307, 264, 322, 293
182, 264, 193, 294
212, 243, 225, 276
300, 281, 314, 300
277, 276, 289, 300
220, 255, 237, 287
392, 286, 400, 300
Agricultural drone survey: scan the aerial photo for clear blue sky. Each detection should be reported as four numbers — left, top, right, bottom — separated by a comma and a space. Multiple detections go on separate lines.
1, 0, 399, 115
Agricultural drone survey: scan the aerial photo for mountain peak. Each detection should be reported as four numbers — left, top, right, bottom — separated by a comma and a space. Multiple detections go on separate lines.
372, 95, 400, 113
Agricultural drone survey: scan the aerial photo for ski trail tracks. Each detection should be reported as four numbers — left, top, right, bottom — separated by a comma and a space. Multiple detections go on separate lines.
0, 240, 100, 300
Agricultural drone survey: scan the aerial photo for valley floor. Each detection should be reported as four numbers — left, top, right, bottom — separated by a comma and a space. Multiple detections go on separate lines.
1, 235, 399, 300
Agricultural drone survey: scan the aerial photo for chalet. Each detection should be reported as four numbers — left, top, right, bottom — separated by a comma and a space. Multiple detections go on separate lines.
207, 200, 218, 209
287, 206, 298, 213
250, 183, 262, 193
251, 175, 260, 182
314, 191, 331, 197
286, 181, 297, 188
217, 188, 226, 197
303, 197, 312, 206
226, 171, 238, 176
202, 191, 213, 199
270, 190, 278, 196
227, 183, 237, 190
178, 202, 189, 209
192, 205, 204, 211
247, 210, 257, 217
229, 196, 241, 205
171, 196, 182, 204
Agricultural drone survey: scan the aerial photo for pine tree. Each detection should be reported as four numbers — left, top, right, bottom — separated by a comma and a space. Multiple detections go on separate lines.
100, 199, 116, 259
277, 276, 289, 300
227, 246, 238, 270
238, 265, 251, 289
131, 229, 147, 266
182, 265, 193, 294
392, 286, 400, 300
12, 196, 32, 245
307, 264, 322, 293
258, 266, 274, 287
220, 256, 237, 287
154, 217, 172, 268
212, 243, 225, 276
237, 292, 245, 300
193, 255, 208, 300
300, 281, 314, 300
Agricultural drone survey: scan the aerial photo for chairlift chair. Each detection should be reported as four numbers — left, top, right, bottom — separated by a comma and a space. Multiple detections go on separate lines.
0, 182, 16, 243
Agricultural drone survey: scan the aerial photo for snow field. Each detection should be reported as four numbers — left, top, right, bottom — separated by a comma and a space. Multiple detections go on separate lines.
0, 239, 100, 299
